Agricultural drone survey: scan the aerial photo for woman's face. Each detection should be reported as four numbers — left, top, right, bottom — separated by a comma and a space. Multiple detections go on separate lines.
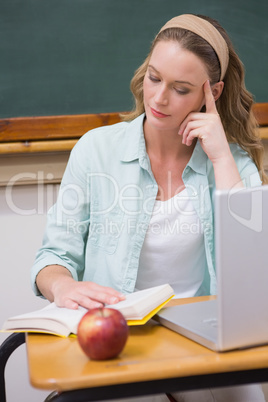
143, 40, 209, 133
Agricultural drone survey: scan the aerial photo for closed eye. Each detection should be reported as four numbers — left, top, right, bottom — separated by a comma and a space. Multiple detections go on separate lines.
148, 74, 160, 83
174, 88, 190, 95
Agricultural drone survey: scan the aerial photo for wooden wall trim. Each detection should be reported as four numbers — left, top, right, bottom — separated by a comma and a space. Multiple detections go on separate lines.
252, 103, 268, 126
0, 104, 267, 155
0, 112, 122, 143
1, 131, 267, 155
0, 139, 78, 154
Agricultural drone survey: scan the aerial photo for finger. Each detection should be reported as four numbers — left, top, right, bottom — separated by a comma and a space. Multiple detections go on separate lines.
62, 290, 105, 310
204, 80, 218, 114
179, 115, 191, 136
80, 284, 125, 305
179, 112, 202, 136
87, 282, 126, 300
184, 128, 206, 147
64, 299, 79, 309
75, 295, 104, 310
181, 119, 207, 144
86, 290, 122, 305
54, 296, 80, 309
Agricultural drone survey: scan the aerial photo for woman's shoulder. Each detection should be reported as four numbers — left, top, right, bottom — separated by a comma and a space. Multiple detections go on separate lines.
229, 143, 254, 164
229, 143, 248, 156
71, 114, 144, 158
79, 120, 130, 145
229, 143, 261, 185
68, 121, 130, 159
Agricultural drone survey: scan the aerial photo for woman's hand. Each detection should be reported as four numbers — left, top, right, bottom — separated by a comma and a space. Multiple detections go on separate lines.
178, 80, 230, 164
178, 80, 243, 189
36, 265, 125, 310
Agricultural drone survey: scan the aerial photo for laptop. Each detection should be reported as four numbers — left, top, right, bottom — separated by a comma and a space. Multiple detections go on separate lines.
156, 185, 268, 351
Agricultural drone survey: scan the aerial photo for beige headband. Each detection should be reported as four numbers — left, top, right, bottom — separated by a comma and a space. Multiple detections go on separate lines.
158, 14, 229, 80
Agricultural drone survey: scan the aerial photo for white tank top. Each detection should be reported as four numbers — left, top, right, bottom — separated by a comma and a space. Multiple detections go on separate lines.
136, 188, 208, 298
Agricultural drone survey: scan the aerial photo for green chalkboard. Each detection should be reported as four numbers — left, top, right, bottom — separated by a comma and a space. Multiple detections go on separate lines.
1, 0, 267, 118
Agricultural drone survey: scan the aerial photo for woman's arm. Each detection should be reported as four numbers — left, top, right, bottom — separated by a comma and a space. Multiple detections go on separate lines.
179, 80, 244, 189
211, 152, 243, 189
33, 133, 125, 310
36, 265, 125, 310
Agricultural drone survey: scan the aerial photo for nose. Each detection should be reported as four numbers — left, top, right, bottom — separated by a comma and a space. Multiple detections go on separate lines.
154, 84, 168, 105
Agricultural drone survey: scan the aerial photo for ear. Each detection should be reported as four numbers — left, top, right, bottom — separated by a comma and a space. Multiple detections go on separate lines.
211, 81, 224, 101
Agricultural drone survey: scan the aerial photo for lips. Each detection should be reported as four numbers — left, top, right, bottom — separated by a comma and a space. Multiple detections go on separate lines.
150, 107, 170, 118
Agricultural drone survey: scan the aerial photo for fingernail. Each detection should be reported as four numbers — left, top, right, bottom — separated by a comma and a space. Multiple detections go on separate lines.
93, 302, 103, 308
110, 297, 118, 304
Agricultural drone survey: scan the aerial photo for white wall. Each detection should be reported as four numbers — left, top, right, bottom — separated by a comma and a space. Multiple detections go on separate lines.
0, 183, 59, 402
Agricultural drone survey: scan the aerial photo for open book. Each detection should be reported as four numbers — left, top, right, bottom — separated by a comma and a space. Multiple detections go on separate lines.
2, 284, 174, 337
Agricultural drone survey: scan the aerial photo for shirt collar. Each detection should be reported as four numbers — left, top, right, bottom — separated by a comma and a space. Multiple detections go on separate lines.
186, 141, 208, 175
120, 114, 146, 162
120, 113, 208, 175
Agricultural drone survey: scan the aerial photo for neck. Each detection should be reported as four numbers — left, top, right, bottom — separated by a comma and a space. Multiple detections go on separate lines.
144, 119, 195, 161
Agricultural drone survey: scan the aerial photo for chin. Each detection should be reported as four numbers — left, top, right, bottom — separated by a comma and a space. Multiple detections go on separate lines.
145, 112, 177, 133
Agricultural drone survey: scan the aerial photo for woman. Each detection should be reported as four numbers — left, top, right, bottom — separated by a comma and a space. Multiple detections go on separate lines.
31, 14, 266, 401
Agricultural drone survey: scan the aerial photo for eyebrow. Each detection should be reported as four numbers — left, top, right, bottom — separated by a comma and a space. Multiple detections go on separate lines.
148, 65, 196, 87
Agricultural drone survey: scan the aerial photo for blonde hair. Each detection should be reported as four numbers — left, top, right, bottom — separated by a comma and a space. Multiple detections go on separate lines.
123, 15, 267, 184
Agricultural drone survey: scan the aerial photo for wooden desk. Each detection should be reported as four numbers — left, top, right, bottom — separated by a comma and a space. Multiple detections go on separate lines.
25, 296, 268, 401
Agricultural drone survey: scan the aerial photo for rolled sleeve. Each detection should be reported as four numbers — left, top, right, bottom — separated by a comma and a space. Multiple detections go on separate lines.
31, 136, 92, 296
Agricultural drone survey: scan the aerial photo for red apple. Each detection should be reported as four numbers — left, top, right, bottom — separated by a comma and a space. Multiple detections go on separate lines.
77, 308, 129, 360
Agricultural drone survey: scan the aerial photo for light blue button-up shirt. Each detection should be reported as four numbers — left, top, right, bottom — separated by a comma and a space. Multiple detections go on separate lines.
31, 114, 261, 297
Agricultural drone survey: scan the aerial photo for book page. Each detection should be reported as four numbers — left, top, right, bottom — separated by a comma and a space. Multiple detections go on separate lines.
3, 303, 87, 335
106, 284, 174, 320
2, 284, 174, 335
